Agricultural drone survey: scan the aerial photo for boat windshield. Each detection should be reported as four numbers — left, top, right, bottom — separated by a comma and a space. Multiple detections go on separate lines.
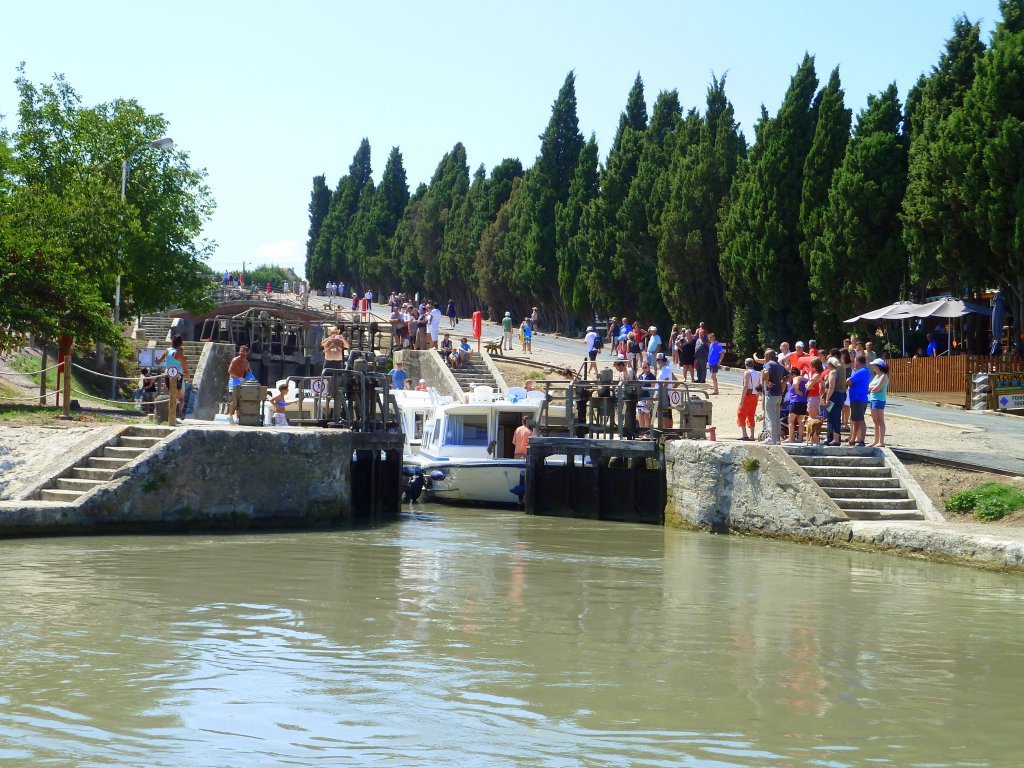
443, 415, 489, 447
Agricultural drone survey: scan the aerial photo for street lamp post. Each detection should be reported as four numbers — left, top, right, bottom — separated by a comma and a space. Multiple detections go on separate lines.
111, 137, 174, 400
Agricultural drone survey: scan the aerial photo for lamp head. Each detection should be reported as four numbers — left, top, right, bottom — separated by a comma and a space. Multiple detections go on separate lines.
150, 137, 174, 149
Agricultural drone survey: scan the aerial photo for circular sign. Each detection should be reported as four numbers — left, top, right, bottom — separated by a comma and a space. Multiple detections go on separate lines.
311, 378, 326, 395
668, 389, 683, 407
166, 366, 179, 379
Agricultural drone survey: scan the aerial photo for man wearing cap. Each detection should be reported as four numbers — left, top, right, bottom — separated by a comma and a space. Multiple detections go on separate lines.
646, 326, 662, 368
655, 353, 675, 428
584, 326, 600, 378
502, 311, 514, 350
415, 379, 428, 392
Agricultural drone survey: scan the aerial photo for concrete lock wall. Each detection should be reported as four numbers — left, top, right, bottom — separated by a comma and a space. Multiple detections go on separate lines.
664, 440, 849, 535
192, 343, 237, 420
0, 427, 403, 537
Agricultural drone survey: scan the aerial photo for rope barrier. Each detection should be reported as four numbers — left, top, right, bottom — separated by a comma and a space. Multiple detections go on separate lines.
72, 362, 165, 382
0, 390, 58, 403
0, 360, 63, 377
71, 388, 172, 407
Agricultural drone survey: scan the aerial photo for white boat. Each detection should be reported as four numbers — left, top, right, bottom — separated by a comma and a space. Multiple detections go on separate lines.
391, 388, 452, 455
407, 386, 543, 507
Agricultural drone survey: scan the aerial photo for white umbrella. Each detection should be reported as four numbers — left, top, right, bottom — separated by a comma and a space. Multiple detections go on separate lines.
889, 299, 992, 353
845, 301, 922, 355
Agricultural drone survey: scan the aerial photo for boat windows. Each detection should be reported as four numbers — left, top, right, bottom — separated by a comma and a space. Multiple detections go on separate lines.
444, 415, 489, 447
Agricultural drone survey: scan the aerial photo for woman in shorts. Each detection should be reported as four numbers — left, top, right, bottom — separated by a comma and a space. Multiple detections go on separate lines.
787, 367, 808, 443
868, 358, 889, 447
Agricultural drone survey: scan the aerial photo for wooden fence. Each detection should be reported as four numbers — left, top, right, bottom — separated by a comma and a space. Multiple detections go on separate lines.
887, 355, 1024, 393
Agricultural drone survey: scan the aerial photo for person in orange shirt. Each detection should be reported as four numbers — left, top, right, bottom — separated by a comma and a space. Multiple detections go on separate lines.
513, 416, 533, 459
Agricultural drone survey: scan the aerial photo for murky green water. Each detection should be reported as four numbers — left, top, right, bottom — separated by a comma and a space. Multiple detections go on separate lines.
1, 506, 1022, 767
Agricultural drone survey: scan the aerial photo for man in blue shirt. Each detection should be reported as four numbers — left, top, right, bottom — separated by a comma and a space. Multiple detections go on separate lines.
389, 361, 408, 391
707, 333, 724, 395
926, 333, 940, 357
846, 355, 871, 446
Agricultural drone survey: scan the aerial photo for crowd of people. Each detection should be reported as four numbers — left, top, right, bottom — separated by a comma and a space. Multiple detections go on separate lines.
737, 336, 890, 447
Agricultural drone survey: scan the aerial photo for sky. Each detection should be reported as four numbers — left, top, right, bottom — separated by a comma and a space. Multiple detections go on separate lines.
1, 1, 1000, 279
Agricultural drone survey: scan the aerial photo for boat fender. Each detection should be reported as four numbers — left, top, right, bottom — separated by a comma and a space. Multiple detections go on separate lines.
428, 469, 448, 481
510, 484, 526, 498
402, 466, 421, 477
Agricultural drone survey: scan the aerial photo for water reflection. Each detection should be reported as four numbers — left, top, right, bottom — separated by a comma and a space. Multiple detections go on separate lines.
0, 508, 1022, 766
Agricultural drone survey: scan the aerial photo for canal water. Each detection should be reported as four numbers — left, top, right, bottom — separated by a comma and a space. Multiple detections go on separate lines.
1, 506, 1022, 767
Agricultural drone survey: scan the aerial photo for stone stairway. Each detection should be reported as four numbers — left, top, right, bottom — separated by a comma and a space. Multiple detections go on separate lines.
450, 352, 498, 394
136, 314, 172, 344
783, 445, 924, 521
180, 341, 205, 377
37, 427, 174, 503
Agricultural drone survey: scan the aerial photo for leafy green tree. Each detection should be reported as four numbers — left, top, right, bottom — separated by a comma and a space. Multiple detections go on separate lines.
246, 264, 293, 289
901, 16, 986, 294
809, 84, 909, 341
3, 68, 215, 348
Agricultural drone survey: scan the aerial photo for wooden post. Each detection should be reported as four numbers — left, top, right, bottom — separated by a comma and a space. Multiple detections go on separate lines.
60, 348, 72, 419
38, 343, 48, 406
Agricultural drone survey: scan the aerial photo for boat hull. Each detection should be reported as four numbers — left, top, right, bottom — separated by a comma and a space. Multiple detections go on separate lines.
412, 460, 526, 507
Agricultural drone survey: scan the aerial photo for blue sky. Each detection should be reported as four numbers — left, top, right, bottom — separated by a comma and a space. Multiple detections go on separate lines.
1, 1, 998, 278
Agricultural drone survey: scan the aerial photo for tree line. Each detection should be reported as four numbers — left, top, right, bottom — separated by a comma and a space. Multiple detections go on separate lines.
306, 2, 1022, 353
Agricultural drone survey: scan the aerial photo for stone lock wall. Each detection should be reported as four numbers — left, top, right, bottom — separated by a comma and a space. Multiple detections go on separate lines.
664, 440, 849, 536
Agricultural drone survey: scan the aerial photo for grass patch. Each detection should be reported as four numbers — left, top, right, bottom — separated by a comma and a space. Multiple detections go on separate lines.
525, 371, 546, 380
0, 404, 139, 426
740, 457, 760, 472
945, 482, 1024, 522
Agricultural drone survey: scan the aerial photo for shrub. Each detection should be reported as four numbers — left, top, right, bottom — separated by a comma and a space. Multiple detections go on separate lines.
945, 489, 980, 514
740, 457, 760, 472
945, 482, 1024, 522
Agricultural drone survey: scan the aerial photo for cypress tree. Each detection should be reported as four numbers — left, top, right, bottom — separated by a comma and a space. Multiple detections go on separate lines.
947, 0, 1024, 342
809, 84, 908, 341
505, 73, 585, 327
305, 174, 330, 283
719, 55, 819, 348
658, 76, 745, 333
799, 67, 852, 272
555, 133, 600, 327
902, 16, 985, 293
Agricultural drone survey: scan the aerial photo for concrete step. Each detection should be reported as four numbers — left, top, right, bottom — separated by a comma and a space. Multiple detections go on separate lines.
814, 476, 901, 489
72, 467, 116, 481
103, 446, 145, 460
783, 445, 878, 458
55, 477, 105, 493
790, 455, 885, 467
823, 486, 908, 500
88, 456, 130, 470
40, 488, 84, 502
119, 436, 162, 449
800, 465, 892, 479
832, 497, 919, 511
845, 509, 925, 521
127, 426, 175, 438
